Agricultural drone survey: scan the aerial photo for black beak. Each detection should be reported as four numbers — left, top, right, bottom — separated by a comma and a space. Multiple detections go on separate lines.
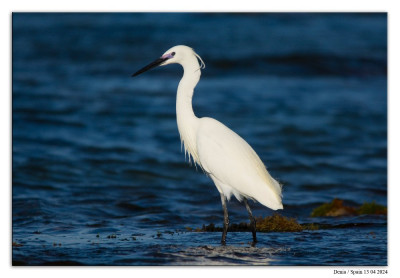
132, 57, 168, 77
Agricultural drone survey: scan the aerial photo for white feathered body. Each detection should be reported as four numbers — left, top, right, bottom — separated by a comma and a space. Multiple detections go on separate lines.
170, 45, 282, 211
196, 117, 283, 210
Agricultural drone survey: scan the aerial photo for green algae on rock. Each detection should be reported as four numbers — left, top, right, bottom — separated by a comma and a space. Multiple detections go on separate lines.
357, 201, 387, 215
198, 214, 305, 233
311, 199, 387, 217
311, 198, 356, 217
256, 214, 303, 232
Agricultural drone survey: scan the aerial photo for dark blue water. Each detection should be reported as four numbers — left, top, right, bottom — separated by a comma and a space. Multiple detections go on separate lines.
12, 13, 387, 265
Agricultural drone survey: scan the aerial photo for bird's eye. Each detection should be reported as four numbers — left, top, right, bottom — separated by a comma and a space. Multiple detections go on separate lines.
171, 52, 176, 56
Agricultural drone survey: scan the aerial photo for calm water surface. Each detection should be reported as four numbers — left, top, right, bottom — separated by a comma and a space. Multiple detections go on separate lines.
12, 13, 387, 265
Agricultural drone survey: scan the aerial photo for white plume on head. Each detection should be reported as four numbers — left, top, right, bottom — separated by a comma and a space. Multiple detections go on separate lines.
194, 51, 206, 70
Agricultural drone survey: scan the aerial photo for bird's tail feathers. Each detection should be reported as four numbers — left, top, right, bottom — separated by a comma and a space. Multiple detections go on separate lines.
256, 178, 283, 210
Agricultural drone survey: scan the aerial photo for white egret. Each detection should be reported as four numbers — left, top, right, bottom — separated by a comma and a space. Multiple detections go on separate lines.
132, 45, 283, 244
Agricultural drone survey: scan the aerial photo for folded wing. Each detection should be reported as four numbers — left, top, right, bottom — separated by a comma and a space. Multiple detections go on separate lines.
196, 117, 283, 210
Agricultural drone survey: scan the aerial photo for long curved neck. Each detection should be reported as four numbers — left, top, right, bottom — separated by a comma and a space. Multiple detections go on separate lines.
177, 63, 200, 120
176, 57, 201, 164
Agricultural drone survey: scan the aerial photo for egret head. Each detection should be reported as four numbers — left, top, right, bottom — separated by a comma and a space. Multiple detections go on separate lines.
132, 45, 204, 77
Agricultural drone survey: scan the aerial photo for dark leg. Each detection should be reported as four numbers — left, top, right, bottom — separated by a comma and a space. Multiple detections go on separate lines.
220, 193, 229, 245
243, 198, 257, 243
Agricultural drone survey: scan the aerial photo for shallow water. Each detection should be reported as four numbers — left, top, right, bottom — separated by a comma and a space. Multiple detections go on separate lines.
12, 13, 387, 265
